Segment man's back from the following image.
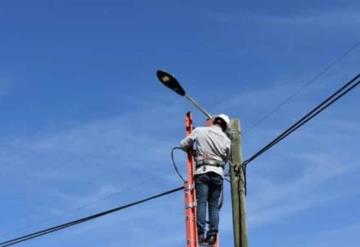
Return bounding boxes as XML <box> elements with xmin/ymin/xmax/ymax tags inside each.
<box><xmin>180</xmin><ymin>124</ymin><xmax>231</xmax><ymax>177</ymax></box>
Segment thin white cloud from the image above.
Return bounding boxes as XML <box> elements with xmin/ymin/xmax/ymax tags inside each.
<box><xmin>0</xmin><ymin>95</ymin><xmax>190</xmax><ymax>244</ymax></box>
<box><xmin>205</xmin><ymin>9</ymin><xmax>360</xmax><ymax>29</ymax></box>
<box><xmin>248</xmin><ymin>152</ymin><xmax>356</xmax><ymax>227</ymax></box>
<box><xmin>260</xmin><ymin>12</ymin><xmax>360</xmax><ymax>28</ymax></box>
<box><xmin>297</xmin><ymin>223</ymin><xmax>360</xmax><ymax>247</ymax></box>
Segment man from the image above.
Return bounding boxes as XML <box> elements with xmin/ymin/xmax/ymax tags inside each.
<box><xmin>180</xmin><ymin>114</ymin><xmax>231</xmax><ymax>245</ymax></box>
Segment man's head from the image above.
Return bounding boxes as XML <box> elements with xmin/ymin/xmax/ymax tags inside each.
<box><xmin>213</xmin><ymin>114</ymin><xmax>230</xmax><ymax>132</ymax></box>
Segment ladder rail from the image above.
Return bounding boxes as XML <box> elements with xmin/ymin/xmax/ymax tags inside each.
<box><xmin>184</xmin><ymin>112</ymin><xmax>220</xmax><ymax>247</ymax></box>
<box><xmin>184</xmin><ymin>112</ymin><xmax>198</xmax><ymax>247</ymax></box>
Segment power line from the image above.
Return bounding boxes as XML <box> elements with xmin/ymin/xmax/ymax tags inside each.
<box><xmin>0</xmin><ymin>186</ymin><xmax>183</xmax><ymax>247</ymax></box>
<box><xmin>244</xmin><ymin>41</ymin><xmax>360</xmax><ymax>136</ymax></box>
<box><xmin>0</xmin><ymin>177</ymin><xmax>158</xmax><ymax>241</ymax></box>
<box><xmin>243</xmin><ymin>73</ymin><xmax>360</xmax><ymax>167</ymax></box>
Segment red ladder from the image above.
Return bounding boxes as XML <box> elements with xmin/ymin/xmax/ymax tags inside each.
<box><xmin>184</xmin><ymin>112</ymin><xmax>220</xmax><ymax>247</ymax></box>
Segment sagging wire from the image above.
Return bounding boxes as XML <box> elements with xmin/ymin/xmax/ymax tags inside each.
<box><xmin>171</xmin><ymin>147</ymin><xmax>186</xmax><ymax>183</ymax></box>
<box><xmin>239</xmin><ymin>73</ymin><xmax>360</xmax><ymax>196</ymax></box>
<box><xmin>244</xmin><ymin>73</ymin><xmax>360</xmax><ymax>167</ymax></box>
<box><xmin>171</xmin><ymin>147</ymin><xmax>225</xmax><ymax>209</ymax></box>
<box><xmin>0</xmin><ymin>187</ymin><xmax>184</xmax><ymax>247</ymax></box>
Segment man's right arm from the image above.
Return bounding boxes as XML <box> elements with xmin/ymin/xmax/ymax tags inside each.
<box><xmin>179</xmin><ymin>129</ymin><xmax>197</xmax><ymax>151</ymax></box>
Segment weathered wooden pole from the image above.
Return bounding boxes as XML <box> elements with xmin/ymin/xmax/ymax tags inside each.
<box><xmin>229</xmin><ymin>119</ymin><xmax>248</xmax><ymax>247</ymax></box>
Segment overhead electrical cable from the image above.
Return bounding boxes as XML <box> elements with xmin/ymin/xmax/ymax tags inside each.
<box><xmin>243</xmin><ymin>73</ymin><xmax>360</xmax><ymax>167</ymax></box>
<box><xmin>0</xmin><ymin>186</ymin><xmax>183</xmax><ymax>247</ymax></box>
<box><xmin>236</xmin><ymin>73</ymin><xmax>360</xmax><ymax>195</ymax></box>
<box><xmin>0</xmin><ymin>177</ymin><xmax>159</xmax><ymax>241</ymax></box>
<box><xmin>244</xmin><ymin>41</ymin><xmax>360</xmax><ymax>136</ymax></box>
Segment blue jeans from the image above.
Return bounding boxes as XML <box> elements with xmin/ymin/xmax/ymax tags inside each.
<box><xmin>195</xmin><ymin>172</ymin><xmax>223</xmax><ymax>236</ymax></box>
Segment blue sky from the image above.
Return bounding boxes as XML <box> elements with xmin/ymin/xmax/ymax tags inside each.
<box><xmin>0</xmin><ymin>1</ymin><xmax>359</xmax><ymax>246</ymax></box>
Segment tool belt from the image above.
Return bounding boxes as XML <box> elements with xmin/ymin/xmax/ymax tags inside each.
<box><xmin>196</xmin><ymin>160</ymin><xmax>225</xmax><ymax>169</ymax></box>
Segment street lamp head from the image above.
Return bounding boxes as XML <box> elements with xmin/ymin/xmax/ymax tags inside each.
<box><xmin>156</xmin><ymin>70</ymin><xmax>186</xmax><ymax>96</ymax></box>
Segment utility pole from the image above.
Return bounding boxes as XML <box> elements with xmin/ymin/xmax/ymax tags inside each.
<box><xmin>229</xmin><ymin>119</ymin><xmax>248</xmax><ymax>247</ymax></box>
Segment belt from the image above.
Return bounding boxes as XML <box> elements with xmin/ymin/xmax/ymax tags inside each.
<box><xmin>196</xmin><ymin>160</ymin><xmax>225</xmax><ymax>169</ymax></box>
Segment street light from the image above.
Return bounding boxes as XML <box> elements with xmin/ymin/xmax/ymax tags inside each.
<box><xmin>156</xmin><ymin>70</ymin><xmax>213</xmax><ymax>119</ymax></box>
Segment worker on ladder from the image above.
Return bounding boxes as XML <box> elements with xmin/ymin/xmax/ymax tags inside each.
<box><xmin>180</xmin><ymin>114</ymin><xmax>231</xmax><ymax>245</ymax></box>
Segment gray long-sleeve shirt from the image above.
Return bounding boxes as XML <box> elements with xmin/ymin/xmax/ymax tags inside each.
<box><xmin>180</xmin><ymin>125</ymin><xmax>231</xmax><ymax>177</ymax></box>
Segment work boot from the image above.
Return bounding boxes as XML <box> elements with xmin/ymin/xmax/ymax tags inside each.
<box><xmin>198</xmin><ymin>234</ymin><xmax>206</xmax><ymax>244</ymax></box>
<box><xmin>206</xmin><ymin>234</ymin><xmax>217</xmax><ymax>245</ymax></box>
